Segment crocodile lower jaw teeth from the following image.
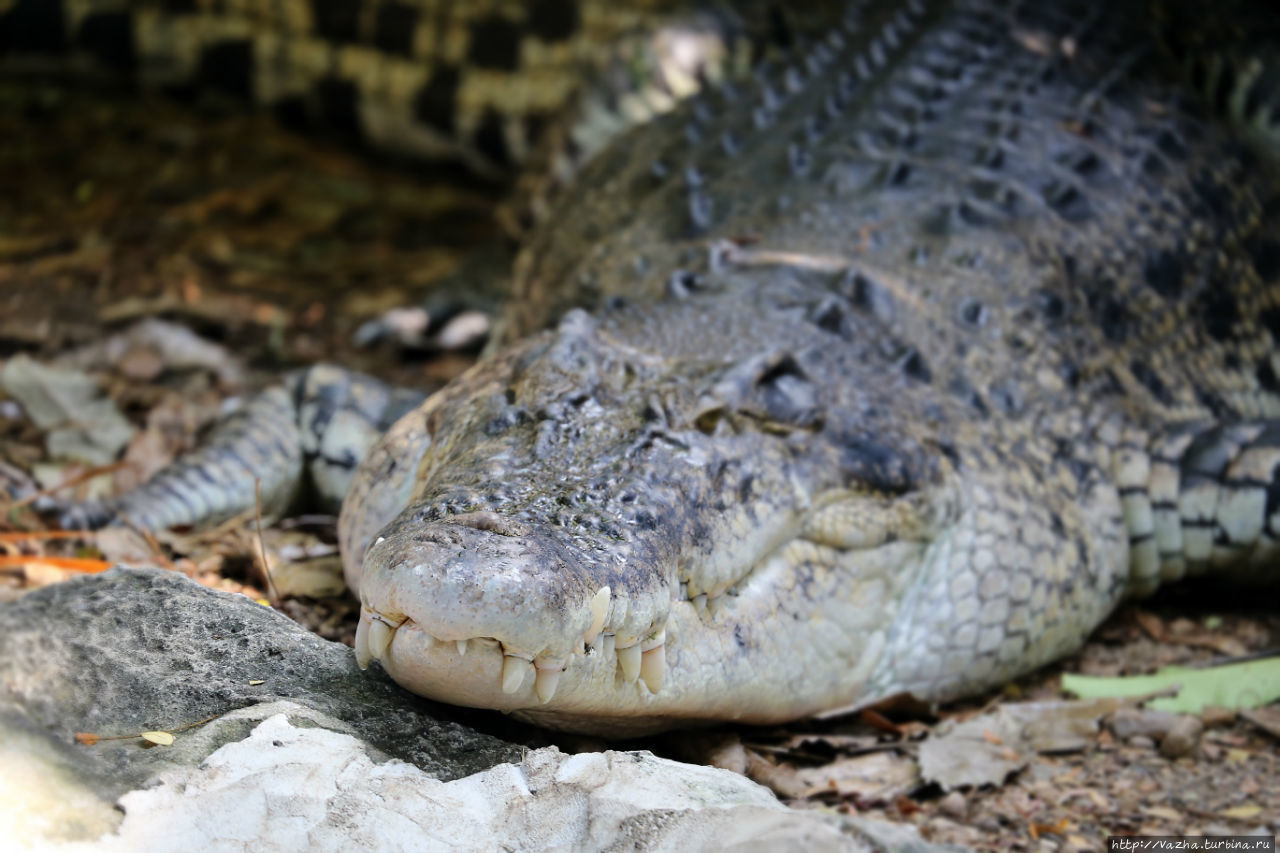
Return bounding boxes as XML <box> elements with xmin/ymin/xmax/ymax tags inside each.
<box><xmin>354</xmin><ymin>604</ymin><xmax>671</xmax><ymax>702</ymax></box>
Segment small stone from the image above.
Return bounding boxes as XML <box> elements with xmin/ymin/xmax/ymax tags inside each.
<box><xmin>1128</xmin><ymin>735</ymin><xmax>1156</xmax><ymax>750</ymax></box>
<box><xmin>974</xmin><ymin>817</ymin><xmax>1002</xmax><ymax>833</ymax></box>
<box><xmin>1109</xmin><ymin>707</ymin><xmax>1179</xmax><ymax>740</ymax></box>
<box><xmin>939</xmin><ymin>791</ymin><xmax>968</xmax><ymax>818</ymax></box>
<box><xmin>1158</xmin><ymin>715</ymin><xmax>1203</xmax><ymax>759</ymax></box>
<box><xmin>705</xmin><ymin>736</ymin><xmax>747</xmax><ymax>775</ymax></box>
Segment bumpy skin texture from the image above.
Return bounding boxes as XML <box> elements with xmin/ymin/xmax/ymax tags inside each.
<box><xmin>344</xmin><ymin>0</ymin><xmax>1280</xmax><ymax>734</ymax></box>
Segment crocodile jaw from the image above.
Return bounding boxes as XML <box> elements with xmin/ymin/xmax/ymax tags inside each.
<box><xmin>353</xmin><ymin>504</ymin><xmax>942</xmax><ymax>735</ymax></box>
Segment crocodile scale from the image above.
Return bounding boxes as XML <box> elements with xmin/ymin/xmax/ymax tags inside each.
<box><xmin>23</xmin><ymin>0</ymin><xmax>1280</xmax><ymax>734</ymax></box>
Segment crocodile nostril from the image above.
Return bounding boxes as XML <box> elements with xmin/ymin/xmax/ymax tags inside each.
<box><xmin>445</xmin><ymin>511</ymin><xmax>530</xmax><ymax>537</ymax></box>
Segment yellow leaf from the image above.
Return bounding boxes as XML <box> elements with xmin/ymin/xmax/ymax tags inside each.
<box><xmin>1226</xmin><ymin>749</ymin><xmax>1252</xmax><ymax>763</ymax></box>
<box><xmin>248</xmin><ymin>680</ymin><xmax>265</xmax><ymax>686</ymax></box>
<box><xmin>1220</xmin><ymin>804</ymin><xmax>1262</xmax><ymax>819</ymax></box>
<box><xmin>141</xmin><ymin>731</ymin><xmax>175</xmax><ymax>746</ymax></box>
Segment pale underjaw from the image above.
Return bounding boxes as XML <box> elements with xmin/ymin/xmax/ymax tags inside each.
<box><xmin>353</xmin><ymin>514</ymin><xmax>923</xmax><ymax>735</ymax></box>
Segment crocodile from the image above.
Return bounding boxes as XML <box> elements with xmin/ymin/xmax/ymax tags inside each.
<box><xmin>21</xmin><ymin>0</ymin><xmax>1280</xmax><ymax>735</ymax></box>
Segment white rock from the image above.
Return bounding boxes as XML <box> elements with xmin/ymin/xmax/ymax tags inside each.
<box><xmin>36</xmin><ymin>711</ymin><xmax>869</xmax><ymax>853</ymax></box>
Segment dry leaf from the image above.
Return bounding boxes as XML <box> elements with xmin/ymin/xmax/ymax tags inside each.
<box><xmin>920</xmin><ymin>700</ymin><xmax>1113</xmax><ymax>790</ymax></box>
<box><xmin>754</xmin><ymin>750</ymin><xmax>918</xmax><ymax>801</ymax></box>
<box><xmin>1240</xmin><ymin>706</ymin><xmax>1280</xmax><ymax>740</ymax></box>
<box><xmin>141</xmin><ymin>731</ymin><xmax>175</xmax><ymax>746</ymax></box>
<box><xmin>0</xmin><ymin>354</ymin><xmax>135</xmax><ymax>464</ymax></box>
<box><xmin>1220</xmin><ymin>804</ymin><xmax>1262</xmax><ymax>819</ymax></box>
<box><xmin>1029</xmin><ymin>818</ymin><xmax>1070</xmax><ymax>839</ymax></box>
<box><xmin>1142</xmin><ymin>806</ymin><xmax>1182</xmax><ymax>822</ymax></box>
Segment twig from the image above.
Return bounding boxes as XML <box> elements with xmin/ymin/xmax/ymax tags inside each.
<box><xmin>254</xmin><ymin>479</ymin><xmax>279</xmax><ymax>604</ymax></box>
<box><xmin>76</xmin><ymin>709</ymin><xmax>237</xmax><ymax>745</ymax></box>
<box><xmin>11</xmin><ymin>461</ymin><xmax>126</xmax><ymax>508</ymax></box>
<box><xmin>0</xmin><ymin>530</ymin><xmax>96</xmax><ymax>542</ymax></box>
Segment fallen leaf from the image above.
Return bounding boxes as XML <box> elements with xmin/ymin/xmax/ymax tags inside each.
<box><xmin>1220</xmin><ymin>804</ymin><xmax>1262</xmax><ymax>820</ymax></box>
<box><xmin>1</xmin><ymin>354</ymin><xmax>134</xmax><ymax>465</ymax></box>
<box><xmin>1240</xmin><ymin>706</ymin><xmax>1280</xmax><ymax>740</ymax></box>
<box><xmin>1142</xmin><ymin>806</ymin><xmax>1182</xmax><ymax>822</ymax></box>
<box><xmin>0</xmin><ymin>555</ymin><xmax>113</xmax><ymax>573</ymax></box>
<box><xmin>268</xmin><ymin>554</ymin><xmax>346</xmax><ymax>598</ymax></box>
<box><xmin>74</xmin><ymin>732</ymin><xmax>99</xmax><ymax>745</ymax></box>
<box><xmin>94</xmin><ymin>527</ymin><xmax>156</xmax><ymax>566</ymax></box>
<box><xmin>749</xmin><ymin>750</ymin><xmax>918</xmax><ymax>802</ymax></box>
<box><xmin>920</xmin><ymin>700</ymin><xmax>1115</xmax><ymax>790</ymax></box>
<box><xmin>1062</xmin><ymin>657</ymin><xmax>1280</xmax><ymax>713</ymax></box>
<box><xmin>1029</xmin><ymin>818</ymin><xmax>1070</xmax><ymax>839</ymax></box>
<box><xmin>141</xmin><ymin>731</ymin><xmax>175</xmax><ymax>746</ymax></box>
<box><xmin>55</xmin><ymin>318</ymin><xmax>245</xmax><ymax>387</ymax></box>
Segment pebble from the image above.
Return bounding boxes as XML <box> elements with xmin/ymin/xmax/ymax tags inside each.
<box><xmin>939</xmin><ymin>791</ymin><xmax>968</xmax><ymax>818</ymax></box>
<box><xmin>1158</xmin><ymin>715</ymin><xmax>1203</xmax><ymax>759</ymax></box>
<box><xmin>1109</xmin><ymin>707</ymin><xmax>1179</xmax><ymax>740</ymax></box>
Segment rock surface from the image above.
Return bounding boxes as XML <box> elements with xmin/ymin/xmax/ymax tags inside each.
<box><xmin>0</xmin><ymin>569</ymin><xmax>950</xmax><ymax>852</ymax></box>
<box><xmin>0</xmin><ymin>569</ymin><xmax>521</xmax><ymax>845</ymax></box>
<box><xmin>36</xmin><ymin>712</ymin><xmax>880</xmax><ymax>852</ymax></box>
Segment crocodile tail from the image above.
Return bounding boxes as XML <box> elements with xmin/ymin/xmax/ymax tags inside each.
<box><xmin>1118</xmin><ymin>421</ymin><xmax>1280</xmax><ymax>596</ymax></box>
<box><xmin>53</xmin><ymin>365</ymin><xmax>422</xmax><ymax>532</ymax></box>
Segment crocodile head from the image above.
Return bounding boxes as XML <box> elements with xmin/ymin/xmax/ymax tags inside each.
<box><xmin>343</xmin><ymin>288</ymin><xmax>977</xmax><ymax>734</ymax></box>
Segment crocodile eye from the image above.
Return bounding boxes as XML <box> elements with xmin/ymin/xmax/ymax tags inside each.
<box><xmin>755</xmin><ymin>356</ymin><xmax>819</xmax><ymax>428</ymax></box>
<box><xmin>694</xmin><ymin>350</ymin><xmax>823</xmax><ymax>435</ymax></box>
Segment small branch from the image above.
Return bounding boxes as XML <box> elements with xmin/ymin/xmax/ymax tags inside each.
<box><xmin>253</xmin><ymin>479</ymin><xmax>279</xmax><ymax>605</ymax></box>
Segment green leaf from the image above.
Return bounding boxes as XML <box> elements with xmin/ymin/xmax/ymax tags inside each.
<box><xmin>1060</xmin><ymin>657</ymin><xmax>1280</xmax><ymax>713</ymax></box>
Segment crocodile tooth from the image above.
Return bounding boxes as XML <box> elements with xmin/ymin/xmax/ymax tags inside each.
<box><xmin>618</xmin><ymin>643</ymin><xmax>641</xmax><ymax>683</ymax></box>
<box><xmin>584</xmin><ymin>586</ymin><xmax>610</xmax><ymax>646</ymax></box>
<box><xmin>535</xmin><ymin>667</ymin><xmax>563</xmax><ymax>703</ymax></box>
<box><xmin>640</xmin><ymin>644</ymin><xmax>665</xmax><ymax>693</ymax></box>
<box><xmin>456</xmin><ymin>639</ymin><xmax>468</xmax><ymax>656</ymax></box>
<box><xmin>367</xmin><ymin>618</ymin><xmax>394</xmax><ymax>662</ymax></box>
<box><xmin>354</xmin><ymin>614</ymin><xmax>373</xmax><ymax>670</ymax></box>
<box><xmin>691</xmin><ymin>594</ymin><xmax>708</xmax><ymax>617</ymax></box>
<box><xmin>502</xmin><ymin>655</ymin><xmax>533</xmax><ymax>694</ymax></box>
